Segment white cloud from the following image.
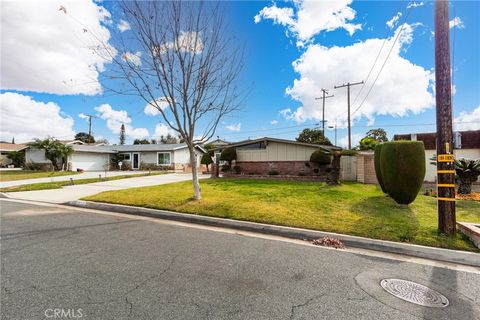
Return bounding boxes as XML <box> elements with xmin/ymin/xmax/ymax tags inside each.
<box><xmin>454</xmin><ymin>106</ymin><xmax>480</xmax><ymax>131</ymax></box>
<box><xmin>94</xmin><ymin>104</ymin><xmax>149</xmax><ymax>140</ymax></box>
<box><xmin>154</xmin><ymin>31</ymin><xmax>204</xmax><ymax>55</ymax></box>
<box><xmin>1</xmin><ymin>0</ymin><xmax>115</xmax><ymax>95</ymax></box>
<box><xmin>270</xmin><ymin>120</ymin><xmax>279</xmax><ymax>125</ymax></box>
<box><xmin>78</xmin><ymin>113</ymin><xmax>89</xmax><ymax>120</ymax></box>
<box><xmin>254</xmin><ymin>0</ymin><xmax>361</xmax><ymax>45</ymax></box>
<box><xmin>283</xmin><ymin>24</ymin><xmax>435</xmax><ymax>126</ymax></box>
<box><xmin>121</xmin><ymin>51</ymin><xmax>142</xmax><ymax>66</ymax></box>
<box><xmin>0</xmin><ymin>92</ymin><xmax>75</xmax><ymax>143</ymax></box>
<box><xmin>386</xmin><ymin>12</ymin><xmax>402</xmax><ymax>29</ymax></box>
<box><xmin>449</xmin><ymin>17</ymin><xmax>465</xmax><ymax>29</ymax></box>
<box><xmin>226</xmin><ymin>123</ymin><xmax>241</xmax><ymax>132</ymax></box>
<box><xmin>153</xmin><ymin>123</ymin><xmax>177</xmax><ymax>139</ymax></box>
<box><xmin>117</xmin><ymin>19</ymin><xmax>131</xmax><ymax>32</ymax></box>
<box><xmin>144</xmin><ymin>98</ymin><xmax>169</xmax><ymax>116</ymax></box>
<box><xmin>338</xmin><ymin>133</ymin><xmax>362</xmax><ymax>148</ymax></box>
<box><xmin>407</xmin><ymin>2</ymin><xmax>424</xmax><ymax>9</ymax></box>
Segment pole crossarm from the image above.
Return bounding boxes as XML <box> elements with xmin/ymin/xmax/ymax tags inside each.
<box><xmin>315</xmin><ymin>88</ymin><xmax>334</xmax><ymax>134</ymax></box>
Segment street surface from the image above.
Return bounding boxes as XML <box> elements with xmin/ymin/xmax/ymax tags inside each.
<box><xmin>1</xmin><ymin>199</ymin><xmax>479</xmax><ymax>320</ymax></box>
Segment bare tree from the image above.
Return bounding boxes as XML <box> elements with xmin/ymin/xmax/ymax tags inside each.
<box><xmin>95</xmin><ymin>1</ymin><xmax>244</xmax><ymax>199</ymax></box>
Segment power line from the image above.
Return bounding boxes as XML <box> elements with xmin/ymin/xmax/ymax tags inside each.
<box><xmin>350</xmin><ymin>0</ymin><xmax>407</xmax><ymax>108</ymax></box>
<box><xmin>315</xmin><ymin>88</ymin><xmax>334</xmax><ymax>134</ymax></box>
<box><xmin>351</xmin><ymin>4</ymin><xmax>414</xmax><ymax>117</ymax></box>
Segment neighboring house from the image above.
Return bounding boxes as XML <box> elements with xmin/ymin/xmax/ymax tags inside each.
<box><xmin>25</xmin><ymin>143</ymin><xmax>206</xmax><ymax>172</ymax></box>
<box><xmin>393</xmin><ymin>130</ymin><xmax>480</xmax><ymax>182</ymax></box>
<box><xmin>0</xmin><ymin>143</ymin><xmax>27</xmax><ymax>167</ymax></box>
<box><xmin>214</xmin><ymin>137</ymin><xmax>340</xmax><ymax>176</ymax></box>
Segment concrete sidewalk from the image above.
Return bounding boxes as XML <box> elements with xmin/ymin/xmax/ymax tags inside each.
<box><xmin>2</xmin><ymin>173</ymin><xmax>207</xmax><ymax>203</ymax></box>
<box><xmin>0</xmin><ymin>170</ymin><xmax>151</xmax><ymax>188</ymax></box>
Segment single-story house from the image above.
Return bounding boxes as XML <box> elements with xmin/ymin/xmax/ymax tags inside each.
<box><xmin>393</xmin><ymin>130</ymin><xmax>480</xmax><ymax>182</ymax></box>
<box><xmin>25</xmin><ymin>143</ymin><xmax>206</xmax><ymax>172</ymax></box>
<box><xmin>0</xmin><ymin>143</ymin><xmax>27</xmax><ymax>167</ymax></box>
<box><xmin>213</xmin><ymin>137</ymin><xmax>340</xmax><ymax>176</ymax></box>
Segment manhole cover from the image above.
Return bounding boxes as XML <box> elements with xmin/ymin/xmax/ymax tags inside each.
<box><xmin>380</xmin><ymin>279</ymin><xmax>449</xmax><ymax>308</ymax></box>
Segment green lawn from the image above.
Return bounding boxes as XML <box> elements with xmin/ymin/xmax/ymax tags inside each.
<box><xmin>0</xmin><ymin>170</ymin><xmax>80</xmax><ymax>182</ymax></box>
<box><xmin>0</xmin><ymin>172</ymin><xmax>170</xmax><ymax>192</ymax></box>
<box><xmin>84</xmin><ymin>179</ymin><xmax>480</xmax><ymax>252</ymax></box>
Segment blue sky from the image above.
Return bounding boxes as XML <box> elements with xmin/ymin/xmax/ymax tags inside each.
<box><xmin>1</xmin><ymin>0</ymin><xmax>479</xmax><ymax>146</ymax></box>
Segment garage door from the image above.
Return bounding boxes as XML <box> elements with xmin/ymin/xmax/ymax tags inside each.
<box><xmin>70</xmin><ymin>152</ymin><xmax>109</xmax><ymax>171</ymax></box>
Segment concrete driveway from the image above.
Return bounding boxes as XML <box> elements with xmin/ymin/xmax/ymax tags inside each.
<box><xmin>0</xmin><ymin>170</ymin><xmax>151</xmax><ymax>188</ymax></box>
<box><xmin>2</xmin><ymin>173</ymin><xmax>207</xmax><ymax>203</ymax></box>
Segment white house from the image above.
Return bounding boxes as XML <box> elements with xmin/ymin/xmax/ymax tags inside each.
<box><xmin>25</xmin><ymin>142</ymin><xmax>206</xmax><ymax>172</ymax></box>
<box><xmin>393</xmin><ymin>130</ymin><xmax>480</xmax><ymax>182</ymax></box>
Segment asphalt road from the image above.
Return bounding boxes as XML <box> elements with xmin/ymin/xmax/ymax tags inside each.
<box><xmin>1</xmin><ymin>200</ymin><xmax>479</xmax><ymax>320</ymax></box>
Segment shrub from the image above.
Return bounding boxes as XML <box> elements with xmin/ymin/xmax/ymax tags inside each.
<box><xmin>310</xmin><ymin>150</ymin><xmax>331</xmax><ymax>165</ymax></box>
<box><xmin>233</xmin><ymin>165</ymin><xmax>241</xmax><ymax>174</ymax></box>
<box><xmin>139</xmin><ymin>162</ymin><xmax>173</xmax><ymax>171</ymax></box>
<box><xmin>374</xmin><ymin>144</ymin><xmax>387</xmax><ymax>194</ymax></box>
<box><xmin>24</xmin><ymin>161</ymin><xmax>53</xmax><ymax>171</ymax></box>
<box><xmin>358</xmin><ymin>137</ymin><xmax>379</xmax><ymax>151</ymax></box>
<box><xmin>268</xmin><ymin>169</ymin><xmax>279</xmax><ymax>175</ymax></box>
<box><xmin>455</xmin><ymin>159</ymin><xmax>480</xmax><ymax>194</ymax></box>
<box><xmin>200</xmin><ymin>153</ymin><xmax>213</xmax><ymax>172</ymax></box>
<box><xmin>341</xmin><ymin>149</ymin><xmax>358</xmax><ymax>156</ymax></box>
<box><xmin>298</xmin><ymin>171</ymin><xmax>306</xmax><ymax>176</ymax></box>
<box><xmin>220</xmin><ymin>147</ymin><xmax>237</xmax><ymax>166</ymax></box>
<box><xmin>313</xmin><ymin>168</ymin><xmax>319</xmax><ymax>174</ymax></box>
<box><xmin>221</xmin><ymin>164</ymin><xmax>231</xmax><ymax>172</ymax></box>
<box><xmin>380</xmin><ymin>141</ymin><xmax>425</xmax><ymax>205</ymax></box>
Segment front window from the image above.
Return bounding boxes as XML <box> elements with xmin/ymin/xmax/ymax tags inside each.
<box><xmin>120</xmin><ymin>153</ymin><xmax>131</xmax><ymax>161</ymax></box>
<box><xmin>157</xmin><ymin>152</ymin><xmax>171</xmax><ymax>165</ymax></box>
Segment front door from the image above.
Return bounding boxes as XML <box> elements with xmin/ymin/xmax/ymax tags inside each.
<box><xmin>132</xmin><ymin>153</ymin><xmax>140</xmax><ymax>170</ymax></box>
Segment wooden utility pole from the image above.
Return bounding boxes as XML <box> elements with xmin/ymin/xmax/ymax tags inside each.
<box><xmin>84</xmin><ymin>114</ymin><xmax>98</xmax><ymax>137</ymax></box>
<box><xmin>435</xmin><ymin>0</ymin><xmax>456</xmax><ymax>235</ymax></box>
<box><xmin>315</xmin><ymin>89</ymin><xmax>334</xmax><ymax>134</ymax></box>
<box><xmin>334</xmin><ymin>81</ymin><xmax>363</xmax><ymax>149</ymax></box>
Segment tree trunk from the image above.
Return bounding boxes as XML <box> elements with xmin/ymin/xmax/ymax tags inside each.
<box><xmin>188</xmin><ymin>145</ymin><xmax>202</xmax><ymax>200</ymax></box>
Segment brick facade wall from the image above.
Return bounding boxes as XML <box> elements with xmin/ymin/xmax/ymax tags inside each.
<box><xmin>356</xmin><ymin>153</ymin><xmax>378</xmax><ymax>184</ymax></box>
<box><xmin>235</xmin><ymin>161</ymin><xmax>328</xmax><ymax>177</ymax></box>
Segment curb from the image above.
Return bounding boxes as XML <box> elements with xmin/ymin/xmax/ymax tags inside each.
<box><xmin>66</xmin><ymin>200</ymin><xmax>480</xmax><ymax>267</ymax></box>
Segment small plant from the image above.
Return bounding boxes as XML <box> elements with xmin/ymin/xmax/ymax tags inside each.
<box><xmin>221</xmin><ymin>164</ymin><xmax>231</xmax><ymax>172</ymax></box>
<box><xmin>313</xmin><ymin>168</ymin><xmax>319</xmax><ymax>174</ymax></box>
<box><xmin>267</xmin><ymin>169</ymin><xmax>279</xmax><ymax>175</ymax></box>
<box><xmin>298</xmin><ymin>171</ymin><xmax>306</xmax><ymax>176</ymax></box>
<box><xmin>455</xmin><ymin>158</ymin><xmax>480</xmax><ymax>194</ymax></box>
<box><xmin>233</xmin><ymin>165</ymin><xmax>241</xmax><ymax>174</ymax></box>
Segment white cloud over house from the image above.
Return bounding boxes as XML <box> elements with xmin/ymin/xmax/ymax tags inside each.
<box><xmin>254</xmin><ymin>0</ymin><xmax>361</xmax><ymax>45</ymax></box>
<box><xmin>0</xmin><ymin>0</ymin><xmax>115</xmax><ymax>95</ymax></box>
<box><xmin>454</xmin><ymin>106</ymin><xmax>480</xmax><ymax>131</ymax></box>
<box><xmin>144</xmin><ymin>98</ymin><xmax>169</xmax><ymax>116</ymax></box>
<box><xmin>94</xmin><ymin>104</ymin><xmax>149</xmax><ymax>140</ymax></box>
<box><xmin>153</xmin><ymin>123</ymin><xmax>177</xmax><ymax>139</ymax></box>
<box><xmin>386</xmin><ymin>12</ymin><xmax>402</xmax><ymax>29</ymax></box>
<box><xmin>338</xmin><ymin>133</ymin><xmax>362</xmax><ymax>148</ymax></box>
<box><xmin>282</xmin><ymin>23</ymin><xmax>435</xmax><ymax>126</ymax></box>
<box><xmin>0</xmin><ymin>92</ymin><xmax>75</xmax><ymax>142</ymax></box>
<box><xmin>226</xmin><ymin>123</ymin><xmax>241</xmax><ymax>132</ymax></box>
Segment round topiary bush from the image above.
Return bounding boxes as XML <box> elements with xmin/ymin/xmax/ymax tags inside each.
<box><xmin>374</xmin><ymin>144</ymin><xmax>387</xmax><ymax>194</ymax></box>
<box><xmin>220</xmin><ymin>147</ymin><xmax>237</xmax><ymax>165</ymax></box>
<box><xmin>380</xmin><ymin>141</ymin><xmax>426</xmax><ymax>205</ymax></box>
<box><xmin>310</xmin><ymin>150</ymin><xmax>331</xmax><ymax>165</ymax></box>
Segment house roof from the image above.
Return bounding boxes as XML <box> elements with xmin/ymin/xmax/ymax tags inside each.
<box><xmin>72</xmin><ymin>145</ymin><xmax>117</xmax><ymax>154</ymax></box>
<box><xmin>207</xmin><ymin>138</ymin><xmax>230</xmax><ymax>146</ymax></box>
<box><xmin>393</xmin><ymin>130</ymin><xmax>480</xmax><ymax>150</ymax></box>
<box><xmin>72</xmin><ymin>143</ymin><xmax>206</xmax><ymax>154</ymax></box>
<box><xmin>0</xmin><ymin>143</ymin><xmax>28</xmax><ymax>152</ymax></box>
<box><xmin>213</xmin><ymin>137</ymin><xmax>341</xmax><ymax>151</ymax></box>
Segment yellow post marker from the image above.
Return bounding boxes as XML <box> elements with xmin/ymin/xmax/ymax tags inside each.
<box><xmin>437</xmin><ymin>154</ymin><xmax>454</xmax><ymax>162</ymax></box>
